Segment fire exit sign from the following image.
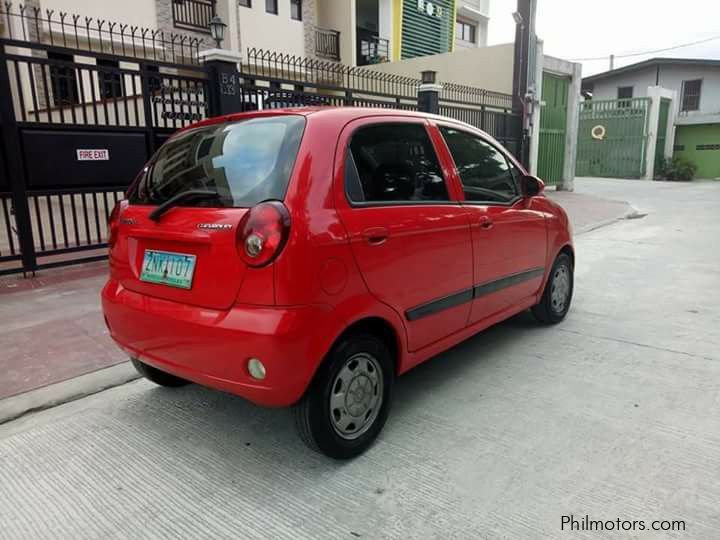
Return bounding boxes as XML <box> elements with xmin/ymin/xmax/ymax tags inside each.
<box><xmin>76</xmin><ymin>149</ymin><xmax>110</xmax><ymax>161</ymax></box>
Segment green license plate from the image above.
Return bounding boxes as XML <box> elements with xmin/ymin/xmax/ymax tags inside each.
<box><xmin>140</xmin><ymin>250</ymin><xmax>197</xmax><ymax>289</ymax></box>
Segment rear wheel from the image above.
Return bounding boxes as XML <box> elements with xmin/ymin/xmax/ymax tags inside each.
<box><xmin>532</xmin><ymin>252</ymin><xmax>573</xmax><ymax>324</ymax></box>
<box><xmin>295</xmin><ymin>334</ymin><xmax>393</xmax><ymax>459</ymax></box>
<box><xmin>131</xmin><ymin>358</ymin><xmax>190</xmax><ymax>388</ymax></box>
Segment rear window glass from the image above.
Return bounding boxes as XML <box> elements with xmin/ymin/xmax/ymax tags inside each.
<box><xmin>129</xmin><ymin>115</ymin><xmax>305</xmax><ymax>208</ymax></box>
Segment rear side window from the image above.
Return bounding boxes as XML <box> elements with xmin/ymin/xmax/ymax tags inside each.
<box><xmin>129</xmin><ymin>115</ymin><xmax>305</xmax><ymax>208</ymax></box>
<box><xmin>345</xmin><ymin>123</ymin><xmax>449</xmax><ymax>203</ymax></box>
<box><xmin>439</xmin><ymin>126</ymin><xmax>519</xmax><ymax>204</ymax></box>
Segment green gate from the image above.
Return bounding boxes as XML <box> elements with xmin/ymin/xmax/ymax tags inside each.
<box><xmin>537</xmin><ymin>73</ymin><xmax>569</xmax><ymax>185</ymax></box>
<box><xmin>576</xmin><ymin>97</ymin><xmax>650</xmax><ymax>178</ymax></box>
<box><xmin>654</xmin><ymin>98</ymin><xmax>671</xmax><ymax>173</ymax></box>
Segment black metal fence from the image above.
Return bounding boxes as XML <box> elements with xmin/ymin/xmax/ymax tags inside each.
<box><xmin>0</xmin><ymin>2</ymin><xmax>205</xmax><ymax>64</ymax></box>
<box><xmin>0</xmin><ymin>5</ymin><xmax>521</xmax><ymax>277</ymax></box>
<box><xmin>0</xmin><ymin>3</ymin><xmax>209</xmax><ymax>275</ymax></box>
<box><xmin>240</xmin><ymin>48</ymin><xmax>522</xmax><ymax>154</ymax></box>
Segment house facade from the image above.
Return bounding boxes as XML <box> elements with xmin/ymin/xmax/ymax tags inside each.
<box><xmin>582</xmin><ymin>58</ymin><xmax>720</xmax><ymax>178</ymax></box>
<box><xmin>5</xmin><ymin>1</ymin><xmax>490</xmax><ymax>67</ymax></box>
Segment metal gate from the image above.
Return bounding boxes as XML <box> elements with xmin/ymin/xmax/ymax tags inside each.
<box><xmin>537</xmin><ymin>72</ymin><xmax>569</xmax><ymax>185</ymax></box>
<box><xmin>576</xmin><ymin>97</ymin><xmax>650</xmax><ymax>178</ymax></box>
<box><xmin>0</xmin><ymin>4</ymin><xmax>209</xmax><ymax>276</ymax></box>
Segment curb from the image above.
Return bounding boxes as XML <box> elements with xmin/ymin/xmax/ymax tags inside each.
<box><xmin>574</xmin><ymin>205</ymin><xmax>641</xmax><ymax>236</ymax></box>
<box><xmin>0</xmin><ymin>362</ymin><xmax>140</xmax><ymax>425</ymax></box>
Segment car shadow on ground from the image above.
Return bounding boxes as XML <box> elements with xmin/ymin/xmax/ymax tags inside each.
<box><xmin>130</xmin><ymin>310</ymin><xmax>545</xmax><ymax>468</ymax></box>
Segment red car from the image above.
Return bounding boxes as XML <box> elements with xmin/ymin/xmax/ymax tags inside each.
<box><xmin>102</xmin><ymin>108</ymin><xmax>573</xmax><ymax>459</ymax></box>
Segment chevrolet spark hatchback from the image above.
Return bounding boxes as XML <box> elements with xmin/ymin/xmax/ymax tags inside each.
<box><xmin>102</xmin><ymin>108</ymin><xmax>574</xmax><ymax>459</ymax></box>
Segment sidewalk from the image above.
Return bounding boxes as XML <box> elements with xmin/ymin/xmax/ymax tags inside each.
<box><xmin>547</xmin><ymin>187</ymin><xmax>636</xmax><ymax>234</ymax></box>
<box><xmin>0</xmin><ymin>185</ymin><xmax>635</xmax><ymax>422</ymax></box>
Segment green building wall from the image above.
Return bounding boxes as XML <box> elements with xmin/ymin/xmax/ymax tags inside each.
<box><xmin>673</xmin><ymin>124</ymin><xmax>720</xmax><ymax>179</ymax></box>
<box><xmin>401</xmin><ymin>0</ymin><xmax>455</xmax><ymax>60</ymax></box>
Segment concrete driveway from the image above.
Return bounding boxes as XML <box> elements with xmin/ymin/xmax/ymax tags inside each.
<box><xmin>1</xmin><ymin>178</ymin><xmax>719</xmax><ymax>539</ymax></box>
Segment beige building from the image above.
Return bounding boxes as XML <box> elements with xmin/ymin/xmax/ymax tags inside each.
<box><xmin>4</xmin><ymin>1</ymin><xmax>491</xmax><ymax>66</ymax></box>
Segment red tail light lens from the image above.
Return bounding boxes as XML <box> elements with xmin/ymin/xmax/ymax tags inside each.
<box><xmin>237</xmin><ymin>201</ymin><xmax>291</xmax><ymax>267</ymax></box>
<box><xmin>107</xmin><ymin>201</ymin><xmax>122</xmax><ymax>249</ymax></box>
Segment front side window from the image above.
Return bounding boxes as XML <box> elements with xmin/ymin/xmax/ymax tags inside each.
<box><xmin>346</xmin><ymin>123</ymin><xmax>449</xmax><ymax>203</ymax></box>
<box><xmin>681</xmin><ymin>79</ymin><xmax>702</xmax><ymax>111</ymax></box>
<box><xmin>439</xmin><ymin>126</ymin><xmax>519</xmax><ymax>204</ymax></box>
<box><xmin>130</xmin><ymin>115</ymin><xmax>305</xmax><ymax>208</ymax></box>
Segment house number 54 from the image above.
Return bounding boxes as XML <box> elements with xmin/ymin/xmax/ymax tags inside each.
<box><xmin>220</xmin><ymin>73</ymin><xmax>237</xmax><ymax>96</ymax></box>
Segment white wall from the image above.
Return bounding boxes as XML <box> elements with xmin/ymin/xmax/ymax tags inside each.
<box><xmin>237</xmin><ymin>1</ymin><xmax>305</xmax><ymax>56</ymax></box>
<box><xmin>368</xmin><ymin>42</ymin><xmax>514</xmax><ymax>93</ymax></box>
<box><xmin>40</xmin><ymin>0</ymin><xmax>158</xmax><ymax>29</ymax></box>
<box><xmin>459</xmin><ymin>0</ymin><xmax>490</xmax><ymax>17</ymax></box>
<box><xmin>317</xmin><ymin>0</ymin><xmax>356</xmax><ymax>65</ymax></box>
<box><xmin>589</xmin><ymin>63</ymin><xmax>720</xmax><ymax>124</ymax></box>
<box><xmin>378</xmin><ymin>0</ymin><xmax>393</xmax><ymax>59</ymax></box>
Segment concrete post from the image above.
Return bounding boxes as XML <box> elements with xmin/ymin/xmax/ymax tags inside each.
<box><xmin>418</xmin><ymin>71</ymin><xmax>442</xmax><ymax>115</ymax></box>
<box><xmin>560</xmin><ymin>61</ymin><xmax>582</xmax><ymax>191</ymax></box>
<box><xmin>198</xmin><ymin>48</ymin><xmax>243</xmax><ymax>117</ymax></box>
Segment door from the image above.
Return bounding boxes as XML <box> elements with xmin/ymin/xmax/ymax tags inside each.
<box><xmin>435</xmin><ymin>124</ymin><xmax>548</xmax><ymax>324</ymax></box>
<box><xmin>537</xmin><ymin>72</ymin><xmax>569</xmax><ymax>185</ymax></box>
<box><xmin>334</xmin><ymin>118</ymin><xmax>473</xmax><ymax>352</ymax></box>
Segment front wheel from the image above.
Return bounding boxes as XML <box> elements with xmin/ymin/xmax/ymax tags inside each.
<box><xmin>532</xmin><ymin>252</ymin><xmax>574</xmax><ymax>324</ymax></box>
<box><xmin>295</xmin><ymin>334</ymin><xmax>394</xmax><ymax>459</ymax></box>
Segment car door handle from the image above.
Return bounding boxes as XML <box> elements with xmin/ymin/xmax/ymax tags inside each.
<box><xmin>478</xmin><ymin>216</ymin><xmax>494</xmax><ymax>230</ymax></box>
<box><xmin>362</xmin><ymin>227</ymin><xmax>389</xmax><ymax>245</ymax></box>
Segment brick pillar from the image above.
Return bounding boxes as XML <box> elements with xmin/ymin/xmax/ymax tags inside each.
<box><xmin>302</xmin><ymin>0</ymin><xmax>318</xmax><ymax>58</ymax></box>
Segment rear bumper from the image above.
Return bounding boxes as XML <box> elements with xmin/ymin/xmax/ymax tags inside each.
<box><xmin>101</xmin><ymin>279</ymin><xmax>332</xmax><ymax>406</ymax></box>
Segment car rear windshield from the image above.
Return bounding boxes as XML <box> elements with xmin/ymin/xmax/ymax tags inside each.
<box><xmin>129</xmin><ymin>115</ymin><xmax>305</xmax><ymax>208</ymax></box>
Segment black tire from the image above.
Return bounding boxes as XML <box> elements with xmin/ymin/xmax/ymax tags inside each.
<box><xmin>532</xmin><ymin>252</ymin><xmax>574</xmax><ymax>324</ymax></box>
<box><xmin>131</xmin><ymin>358</ymin><xmax>190</xmax><ymax>388</ymax></box>
<box><xmin>295</xmin><ymin>333</ymin><xmax>394</xmax><ymax>459</ymax></box>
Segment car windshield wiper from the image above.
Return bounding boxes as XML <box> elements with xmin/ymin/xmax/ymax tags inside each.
<box><xmin>148</xmin><ymin>190</ymin><xmax>221</xmax><ymax>222</ymax></box>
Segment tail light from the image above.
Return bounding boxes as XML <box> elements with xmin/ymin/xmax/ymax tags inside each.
<box><xmin>107</xmin><ymin>201</ymin><xmax>122</xmax><ymax>249</ymax></box>
<box><xmin>237</xmin><ymin>201</ymin><xmax>291</xmax><ymax>267</ymax></box>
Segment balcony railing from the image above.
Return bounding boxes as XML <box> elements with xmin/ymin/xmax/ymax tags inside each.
<box><xmin>359</xmin><ymin>35</ymin><xmax>389</xmax><ymax>66</ymax></box>
<box><xmin>314</xmin><ymin>27</ymin><xmax>341</xmax><ymax>61</ymax></box>
<box><xmin>172</xmin><ymin>0</ymin><xmax>216</xmax><ymax>34</ymax></box>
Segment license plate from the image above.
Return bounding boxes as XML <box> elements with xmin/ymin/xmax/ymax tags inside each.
<box><xmin>140</xmin><ymin>250</ymin><xmax>196</xmax><ymax>289</ymax></box>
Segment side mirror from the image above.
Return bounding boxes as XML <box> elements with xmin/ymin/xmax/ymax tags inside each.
<box><xmin>521</xmin><ymin>175</ymin><xmax>544</xmax><ymax>197</ymax></box>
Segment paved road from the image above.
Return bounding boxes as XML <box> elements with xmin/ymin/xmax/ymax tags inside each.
<box><xmin>1</xmin><ymin>179</ymin><xmax>719</xmax><ymax>539</ymax></box>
